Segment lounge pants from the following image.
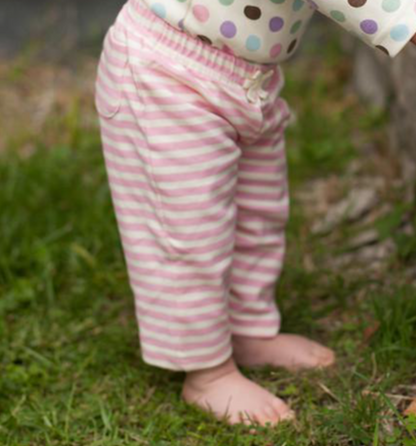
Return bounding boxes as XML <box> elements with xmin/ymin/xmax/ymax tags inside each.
<box><xmin>94</xmin><ymin>0</ymin><xmax>293</xmax><ymax>372</ymax></box>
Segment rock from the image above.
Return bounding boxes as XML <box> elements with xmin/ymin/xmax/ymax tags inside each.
<box><xmin>312</xmin><ymin>187</ymin><xmax>378</xmax><ymax>235</ymax></box>
<box><xmin>347</xmin><ymin>229</ymin><xmax>379</xmax><ymax>251</ymax></box>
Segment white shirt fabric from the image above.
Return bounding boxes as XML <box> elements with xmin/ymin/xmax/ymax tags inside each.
<box><xmin>140</xmin><ymin>0</ymin><xmax>416</xmax><ymax>63</ymax></box>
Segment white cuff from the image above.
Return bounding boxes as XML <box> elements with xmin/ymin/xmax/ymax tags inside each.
<box><xmin>371</xmin><ymin>1</ymin><xmax>416</xmax><ymax>58</ymax></box>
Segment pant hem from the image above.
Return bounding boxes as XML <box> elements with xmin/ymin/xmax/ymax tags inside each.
<box><xmin>140</xmin><ymin>346</ymin><xmax>234</xmax><ymax>372</ymax></box>
<box><xmin>229</xmin><ymin>323</ymin><xmax>280</xmax><ymax>338</ymax></box>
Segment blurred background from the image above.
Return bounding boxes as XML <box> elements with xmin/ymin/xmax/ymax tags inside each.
<box><xmin>1</xmin><ymin>2</ymin><xmax>416</xmax><ymax>445</ymax></box>
<box><xmin>0</xmin><ymin>0</ymin><xmax>125</xmax><ymax>58</ymax></box>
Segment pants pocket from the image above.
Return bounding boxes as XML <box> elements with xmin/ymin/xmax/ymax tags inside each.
<box><xmin>95</xmin><ymin>25</ymin><xmax>129</xmax><ymax>119</ymax></box>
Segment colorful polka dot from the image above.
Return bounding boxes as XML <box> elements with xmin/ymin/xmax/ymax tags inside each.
<box><xmin>244</xmin><ymin>6</ymin><xmax>262</xmax><ymax>20</ymax></box>
<box><xmin>390</xmin><ymin>23</ymin><xmax>410</xmax><ymax>41</ymax></box>
<box><xmin>192</xmin><ymin>5</ymin><xmax>210</xmax><ymax>23</ymax></box>
<box><xmin>330</xmin><ymin>10</ymin><xmax>346</xmax><ymax>22</ymax></box>
<box><xmin>220</xmin><ymin>21</ymin><xmax>237</xmax><ymax>38</ymax></box>
<box><xmin>270</xmin><ymin>43</ymin><xmax>283</xmax><ymax>58</ymax></box>
<box><xmin>348</xmin><ymin>0</ymin><xmax>367</xmax><ymax>7</ymax></box>
<box><xmin>360</xmin><ymin>19</ymin><xmax>378</xmax><ymax>34</ymax></box>
<box><xmin>306</xmin><ymin>0</ymin><xmax>319</xmax><ymax>9</ymax></box>
<box><xmin>246</xmin><ymin>35</ymin><xmax>262</xmax><ymax>51</ymax></box>
<box><xmin>293</xmin><ymin>0</ymin><xmax>305</xmax><ymax>11</ymax></box>
<box><xmin>287</xmin><ymin>39</ymin><xmax>298</xmax><ymax>53</ymax></box>
<box><xmin>150</xmin><ymin>2</ymin><xmax>166</xmax><ymax>19</ymax></box>
<box><xmin>290</xmin><ymin>20</ymin><xmax>302</xmax><ymax>34</ymax></box>
<box><xmin>197</xmin><ymin>35</ymin><xmax>212</xmax><ymax>45</ymax></box>
<box><xmin>382</xmin><ymin>0</ymin><xmax>401</xmax><ymax>13</ymax></box>
<box><xmin>376</xmin><ymin>45</ymin><xmax>390</xmax><ymax>55</ymax></box>
<box><xmin>269</xmin><ymin>17</ymin><xmax>284</xmax><ymax>32</ymax></box>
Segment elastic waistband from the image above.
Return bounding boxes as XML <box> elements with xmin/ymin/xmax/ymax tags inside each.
<box><xmin>118</xmin><ymin>0</ymin><xmax>282</xmax><ymax>88</ymax></box>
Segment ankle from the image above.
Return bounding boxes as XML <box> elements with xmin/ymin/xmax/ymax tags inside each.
<box><xmin>184</xmin><ymin>355</ymin><xmax>238</xmax><ymax>388</ymax></box>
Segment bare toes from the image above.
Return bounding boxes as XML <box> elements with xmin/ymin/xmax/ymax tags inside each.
<box><xmin>318</xmin><ymin>349</ymin><xmax>335</xmax><ymax>366</ymax></box>
<box><xmin>262</xmin><ymin>405</ymin><xmax>279</xmax><ymax>423</ymax></box>
<box><xmin>238</xmin><ymin>410</ymin><xmax>258</xmax><ymax>427</ymax></box>
<box><xmin>271</xmin><ymin>398</ymin><xmax>288</xmax><ymax>414</ymax></box>
<box><xmin>271</xmin><ymin>399</ymin><xmax>295</xmax><ymax>421</ymax></box>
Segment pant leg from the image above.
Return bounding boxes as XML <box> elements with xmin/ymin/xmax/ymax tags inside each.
<box><xmin>95</xmin><ymin>25</ymin><xmax>249</xmax><ymax>372</ymax></box>
<box><xmin>228</xmin><ymin>70</ymin><xmax>292</xmax><ymax>337</ymax></box>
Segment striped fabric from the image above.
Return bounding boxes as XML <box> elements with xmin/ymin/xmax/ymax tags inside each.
<box><xmin>94</xmin><ymin>0</ymin><xmax>293</xmax><ymax>372</ymax></box>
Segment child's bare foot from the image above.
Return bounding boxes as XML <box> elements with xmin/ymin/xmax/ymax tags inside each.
<box><xmin>181</xmin><ymin>356</ymin><xmax>294</xmax><ymax>427</ymax></box>
<box><xmin>232</xmin><ymin>333</ymin><xmax>336</xmax><ymax>371</ymax></box>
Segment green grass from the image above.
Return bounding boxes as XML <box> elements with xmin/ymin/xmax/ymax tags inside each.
<box><xmin>1</xmin><ymin>38</ymin><xmax>416</xmax><ymax>445</ymax></box>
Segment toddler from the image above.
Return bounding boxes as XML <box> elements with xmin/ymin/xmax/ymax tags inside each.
<box><xmin>95</xmin><ymin>0</ymin><xmax>416</xmax><ymax>428</ymax></box>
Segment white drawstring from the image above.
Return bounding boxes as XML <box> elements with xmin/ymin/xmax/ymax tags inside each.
<box><xmin>242</xmin><ymin>69</ymin><xmax>274</xmax><ymax>104</ymax></box>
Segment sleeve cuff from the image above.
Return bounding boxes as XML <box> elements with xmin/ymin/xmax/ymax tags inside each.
<box><xmin>371</xmin><ymin>1</ymin><xmax>416</xmax><ymax>58</ymax></box>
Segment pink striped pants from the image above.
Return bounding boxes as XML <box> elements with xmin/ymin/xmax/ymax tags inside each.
<box><xmin>95</xmin><ymin>0</ymin><xmax>293</xmax><ymax>372</ymax></box>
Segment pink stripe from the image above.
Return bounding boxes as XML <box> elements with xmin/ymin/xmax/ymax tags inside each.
<box><xmin>229</xmin><ymin>316</ymin><xmax>279</xmax><ymax>327</ymax></box>
<box><xmin>236</xmin><ymin>190</ymin><xmax>287</xmax><ymax>202</ymax></box>
<box><xmin>105</xmin><ymin>158</ymin><xmax>148</xmax><ymax>175</ymax></box>
<box><xmin>113</xmin><ymin>187</ymin><xmax>237</xmax><ymax>212</ymax></box>
<box><xmin>121</xmin><ymin>219</ymin><xmax>233</xmax><ymax>243</ymax></box>
<box><xmin>135</xmin><ymin>120</ymin><xmax>233</xmax><ymax>138</ymax></box>
<box><xmin>237</xmin><ymin>177</ymin><xmax>287</xmax><ymax>188</ymax></box>
<box><xmin>96</xmin><ymin>74</ymin><xmax>120</xmax><ymax>100</ymax></box>
<box><xmin>124</xmin><ymin>246</ymin><xmax>234</xmax><ymax>267</ymax></box>
<box><xmin>141</xmin><ymin>341</ymin><xmax>232</xmax><ymax>366</ymax></box>
<box><xmin>230</xmin><ymin>288</ymin><xmax>276</xmax><ymax>304</ymax></box>
<box><xmin>111</xmin><ymin>75</ymin><xmax>248</xmax><ymax>111</ymax></box>
<box><xmin>232</xmin><ymin>258</ymin><xmax>278</xmax><ymax>275</ymax></box>
<box><xmin>131</xmin><ymin>276</ymin><xmax>224</xmax><ymax>295</ymax></box>
<box><xmin>234</xmin><ymin>204</ymin><xmax>288</xmax><ymax>215</ymax></box>
<box><xmin>140</xmin><ymin>331</ymin><xmax>229</xmax><ymax>351</ymax></box>
<box><xmin>146</xmin><ymin>162</ymin><xmax>238</xmax><ymax>183</ymax></box>
<box><xmin>118</xmin><ymin>106</ymin><xmax>209</xmax><ymax>120</ymax></box>
<box><xmin>239</xmin><ymin>147</ymin><xmax>285</xmax><ymax>162</ymax></box>
<box><xmin>116</xmin><ymin>206</ymin><xmax>232</xmax><ymax>227</ymax></box>
<box><xmin>238</xmin><ymin>163</ymin><xmax>286</xmax><ymax>174</ymax></box>
<box><xmin>107</xmin><ymin>176</ymin><xmax>153</xmax><ymax>191</ymax></box>
<box><xmin>135</xmin><ymin>303</ymin><xmax>225</xmax><ymax>323</ymax></box>
<box><xmin>110</xmin><ymin>170</ymin><xmax>235</xmax><ymax>198</ymax></box>
<box><xmin>124</xmin><ymin>231</ymin><xmax>234</xmax><ymax>256</ymax></box>
<box><xmin>229</xmin><ymin>301</ymin><xmax>275</xmax><ymax>313</ymax></box>
<box><xmin>101</xmin><ymin>48</ymin><xmax>127</xmax><ymax>70</ymax></box>
<box><xmin>233</xmin><ymin>241</ymin><xmax>285</xmax><ymax>255</ymax></box>
<box><xmin>230</xmin><ymin>274</ymin><xmax>278</xmax><ymax>288</ymax></box>
<box><xmin>229</xmin><ymin>289</ymin><xmax>276</xmax><ymax>303</ymax></box>
<box><xmin>128</xmin><ymin>262</ymin><xmax>228</xmax><ymax>282</ymax></box>
<box><xmin>236</xmin><ymin>213</ymin><xmax>288</xmax><ymax>223</ymax></box>
<box><xmin>101</xmin><ymin>125</ymin><xmax>240</xmax><ymax>151</ymax></box>
<box><xmin>103</xmin><ymin>143</ymin><xmax>146</xmax><ymax>162</ymax></box>
<box><xmin>140</xmin><ymin>319</ymin><xmax>229</xmax><ymax>337</ymax></box>
<box><xmin>132</xmin><ymin>291</ymin><xmax>225</xmax><ymax>309</ymax></box>
<box><xmin>108</xmin><ymin>147</ymin><xmax>237</xmax><ymax>169</ymax></box>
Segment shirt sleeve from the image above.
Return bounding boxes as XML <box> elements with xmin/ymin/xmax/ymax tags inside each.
<box><xmin>306</xmin><ymin>0</ymin><xmax>416</xmax><ymax>58</ymax></box>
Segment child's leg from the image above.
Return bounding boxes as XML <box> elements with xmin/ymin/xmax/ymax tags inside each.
<box><xmin>96</xmin><ymin>40</ymin><xmax>234</xmax><ymax>373</ymax></box>
<box><xmin>94</xmin><ymin>0</ymin><xmax>319</xmax><ymax>428</ymax></box>
<box><xmin>96</xmin><ymin>47</ymin><xmax>292</xmax><ymax>427</ymax></box>
<box><xmin>229</xmin><ymin>73</ymin><xmax>335</xmax><ymax>370</ymax></box>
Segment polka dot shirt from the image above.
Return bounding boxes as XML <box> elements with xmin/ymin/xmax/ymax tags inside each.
<box><xmin>143</xmin><ymin>0</ymin><xmax>416</xmax><ymax>63</ymax></box>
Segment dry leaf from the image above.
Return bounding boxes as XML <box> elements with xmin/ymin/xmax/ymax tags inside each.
<box><xmin>404</xmin><ymin>398</ymin><xmax>416</xmax><ymax>416</ymax></box>
<box><xmin>363</xmin><ymin>321</ymin><xmax>380</xmax><ymax>343</ymax></box>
